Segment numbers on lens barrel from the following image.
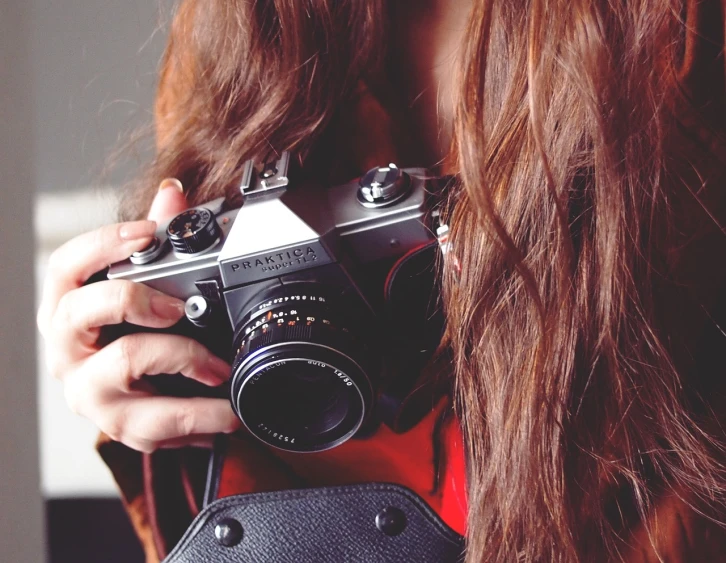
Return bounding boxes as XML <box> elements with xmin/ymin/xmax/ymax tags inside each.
<box><xmin>256</xmin><ymin>295</ymin><xmax>326</xmax><ymax>312</ymax></box>
<box><xmin>256</xmin><ymin>423</ymin><xmax>295</xmax><ymax>444</ymax></box>
<box><xmin>243</xmin><ymin>304</ymin><xmax>333</xmax><ymax>338</ymax></box>
<box><xmin>336</xmin><ymin>370</ymin><xmax>353</xmax><ymax>386</ymax></box>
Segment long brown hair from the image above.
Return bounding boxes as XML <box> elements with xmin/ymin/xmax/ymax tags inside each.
<box><xmin>122</xmin><ymin>0</ymin><xmax>384</xmax><ymax>219</ymax></box>
<box><xmin>446</xmin><ymin>0</ymin><xmax>726</xmax><ymax>560</ymax></box>
<box><xmin>126</xmin><ymin>1</ymin><xmax>726</xmax><ymax>560</ymax></box>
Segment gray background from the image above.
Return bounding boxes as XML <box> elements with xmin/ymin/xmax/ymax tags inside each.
<box><xmin>31</xmin><ymin>0</ymin><xmax>167</xmax><ymax>194</ymax></box>
<box><xmin>31</xmin><ymin>0</ymin><xmax>171</xmax><ymax>500</ymax></box>
<box><xmin>2</xmin><ymin>0</ymin><xmax>170</xmax><ymax>560</ymax></box>
<box><xmin>1</xmin><ymin>4</ymin><xmax>44</xmax><ymax>561</ymax></box>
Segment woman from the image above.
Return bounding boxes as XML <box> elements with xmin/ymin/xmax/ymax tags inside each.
<box><xmin>37</xmin><ymin>0</ymin><xmax>726</xmax><ymax>561</ymax></box>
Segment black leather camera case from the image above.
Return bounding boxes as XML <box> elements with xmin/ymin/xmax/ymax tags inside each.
<box><xmin>162</xmin><ymin>483</ymin><xmax>465</xmax><ymax>563</ymax></box>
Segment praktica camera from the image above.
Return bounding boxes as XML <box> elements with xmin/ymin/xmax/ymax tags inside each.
<box><xmin>108</xmin><ymin>153</ymin><xmax>437</xmax><ymax>452</ymax></box>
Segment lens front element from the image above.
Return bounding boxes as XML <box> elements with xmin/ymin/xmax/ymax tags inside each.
<box><xmin>229</xmin><ymin>284</ymin><xmax>372</xmax><ymax>453</ymax></box>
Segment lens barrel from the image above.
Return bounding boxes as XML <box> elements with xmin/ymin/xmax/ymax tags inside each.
<box><xmin>229</xmin><ymin>284</ymin><xmax>373</xmax><ymax>452</ymax></box>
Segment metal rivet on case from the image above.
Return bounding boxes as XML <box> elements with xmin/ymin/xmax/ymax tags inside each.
<box><xmin>214</xmin><ymin>517</ymin><xmax>244</xmax><ymax>547</ymax></box>
<box><xmin>375</xmin><ymin>507</ymin><xmax>407</xmax><ymax>536</ymax></box>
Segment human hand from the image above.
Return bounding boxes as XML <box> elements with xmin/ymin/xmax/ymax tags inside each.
<box><xmin>37</xmin><ymin>179</ymin><xmax>240</xmax><ymax>452</ymax></box>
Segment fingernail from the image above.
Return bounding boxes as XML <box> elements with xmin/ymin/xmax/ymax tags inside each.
<box><xmin>150</xmin><ymin>293</ymin><xmax>185</xmax><ymax>320</ymax></box>
<box><xmin>120</xmin><ymin>220</ymin><xmax>157</xmax><ymax>240</ymax></box>
<box><xmin>158</xmin><ymin>178</ymin><xmax>184</xmax><ymax>193</ymax></box>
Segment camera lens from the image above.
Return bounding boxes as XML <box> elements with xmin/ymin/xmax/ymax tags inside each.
<box><xmin>229</xmin><ymin>284</ymin><xmax>373</xmax><ymax>452</ymax></box>
<box><xmin>263</xmin><ymin>361</ymin><xmax>348</xmax><ymax>435</ymax></box>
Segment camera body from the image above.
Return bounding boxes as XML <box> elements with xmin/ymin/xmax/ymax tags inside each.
<box><xmin>108</xmin><ymin>153</ymin><xmax>437</xmax><ymax>452</ymax></box>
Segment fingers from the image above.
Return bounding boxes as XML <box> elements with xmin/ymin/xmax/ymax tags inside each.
<box><xmin>110</xmin><ymin>397</ymin><xmax>240</xmax><ymax>452</ymax></box>
<box><xmin>40</xmin><ymin>176</ymin><xmax>234</xmax><ymax>454</ymax></box>
<box><xmin>51</xmin><ymin>280</ymin><xmax>185</xmax><ymax>359</ymax></box>
<box><xmin>147</xmin><ymin>178</ymin><xmax>189</xmax><ymax>223</ymax></box>
<box><xmin>38</xmin><ymin>220</ymin><xmax>157</xmax><ymax>335</ymax></box>
<box><xmin>38</xmin><ymin>176</ymin><xmax>189</xmax><ymax>337</ymax></box>
<box><xmin>59</xmin><ymin>329</ymin><xmax>238</xmax><ymax>452</ymax></box>
<box><xmin>84</xmin><ymin>332</ymin><xmax>232</xmax><ymax>390</ymax></box>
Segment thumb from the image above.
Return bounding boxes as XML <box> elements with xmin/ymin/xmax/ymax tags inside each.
<box><xmin>146</xmin><ymin>178</ymin><xmax>189</xmax><ymax>222</ymax></box>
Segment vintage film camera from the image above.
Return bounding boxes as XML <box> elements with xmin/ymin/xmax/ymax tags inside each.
<box><xmin>108</xmin><ymin>153</ymin><xmax>440</xmax><ymax>453</ymax></box>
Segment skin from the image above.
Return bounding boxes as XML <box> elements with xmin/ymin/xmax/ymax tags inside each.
<box><xmin>38</xmin><ymin>1</ymin><xmax>472</xmax><ymax>453</ymax></box>
<box><xmin>37</xmin><ymin>182</ymin><xmax>240</xmax><ymax>452</ymax></box>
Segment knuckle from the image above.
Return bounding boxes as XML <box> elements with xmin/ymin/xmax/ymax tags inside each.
<box><xmin>45</xmin><ymin>346</ymin><xmax>71</xmax><ymax>382</ymax></box>
<box><xmin>64</xmin><ymin>368</ymin><xmax>108</xmax><ymax>418</ymax></box>
<box><xmin>115</xmin><ymin>423</ymin><xmax>149</xmax><ymax>452</ymax></box>
<box><xmin>52</xmin><ymin>293</ymin><xmax>74</xmax><ymax>332</ymax></box>
<box><xmin>184</xmin><ymin>337</ymin><xmax>196</xmax><ymax>358</ymax></box>
<box><xmin>141</xmin><ymin>437</ymin><xmax>159</xmax><ymax>453</ymax></box>
<box><xmin>123</xmin><ymin>418</ymin><xmax>158</xmax><ymax>453</ymax></box>
<box><xmin>130</xmin><ymin>439</ymin><xmax>156</xmax><ymax>454</ymax></box>
<box><xmin>186</xmin><ymin>338</ymin><xmax>207</xmax><ymax>368</ymax></box>
<box><xmin>114</xmin><ymin>337</ymin><xmax>136</xmax><ymax>385</ymax></box>
<box><xmin>62</xmin><ymin>382</ymin><xmax>83</xmax><ymax>415</ymax></box>
<box><xmin>100</xmin><ymin>410</ymin><xmax>125</xmax><ymax>443</ymax></box>
<box><xmin>116</xmin><ymin>281</ymin><xmax>140</xmax><ymax>314</ymax></box>
<box><xmin>48</xmin><ymin>363</ymin><xmax>64</xmax><ymax>382</ymax></box>
<box><xmin>45</xmin><ymin>350</ymin><xmax>64</xmax><ymax>381</ymax></box>
<box><xmin>176</xmin><ymin>404</ymin><xmax>197</xmax><ymax>437</ymax></box>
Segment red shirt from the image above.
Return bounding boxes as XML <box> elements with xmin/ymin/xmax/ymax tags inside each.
<box><xmin>216</xmin><ymin>400</ymin><xmax>468</xmax><ymax>536</ymax></box>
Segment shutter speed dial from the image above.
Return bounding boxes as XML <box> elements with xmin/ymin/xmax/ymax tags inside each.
<box><xmin>166</xmin><ymin>207</ymin><xmax>221</xmax><ymax>255</ymax></box>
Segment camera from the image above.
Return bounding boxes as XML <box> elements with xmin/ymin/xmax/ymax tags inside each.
<box><xmin>107</xmin><ymin>153</ymin><xmax>438</xmax><ymax>453</ymax></box>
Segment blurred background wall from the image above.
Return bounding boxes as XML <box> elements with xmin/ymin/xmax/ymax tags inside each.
<box><xmin>13</xmin><ymin>1</ymin><xmax>169</xmax><ymax>561</ymax></box>
<box><xmin>0</xmin><ymin>3</ymin><xmax>44</xmax><ymax>563</ymax></box>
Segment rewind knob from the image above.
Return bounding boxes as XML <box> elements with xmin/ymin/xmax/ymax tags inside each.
<box><xmin>166</xmin><ymin>207</ymin><xmax>221</xmax><ymax>255</ymax></box>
